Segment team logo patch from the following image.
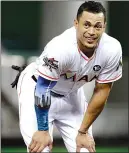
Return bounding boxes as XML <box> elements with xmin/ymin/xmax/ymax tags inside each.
<box><xmin>93</xmin><ymin>65</ymin><xmax>101</xmax><ymax>71</ymax></box>
<box><xmin>43</xmin><ymin>57</ymin><xmax>58</xmax><ymax>72</ymax></box>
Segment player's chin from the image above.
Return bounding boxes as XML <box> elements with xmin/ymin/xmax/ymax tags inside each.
<box><xmin>84</xmin><ymin>43</ymin><xmax>97</xmax><ymax>49</ymax></box>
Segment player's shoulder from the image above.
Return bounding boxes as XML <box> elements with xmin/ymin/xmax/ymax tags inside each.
<box><xmin>100</xmin><ymin>33</ymin><xmax>122</xmax><ymax>54</ymax></box>
<box><xmin>102</xmin><ymin>32</ymin><xmax>121</xmax><ymax>48</ymax></box>
<box><xmin>99</xmin><ymin>32</ymin><xmax>122</xmax><ymax>56</ymax></box>
<box><xmin>60</xmin><ymin>26</ymin><xmax>76</xmax><ymax>41</ymax></box>
<box><xmin>47</xmin><ymin>27</ymin><xmax>76</xmax><ymax>47</ymax></box>
<box><xmin>44</xmin><ymin>27</ymin><xmax>76</xmax><ymax>56</ymax></box>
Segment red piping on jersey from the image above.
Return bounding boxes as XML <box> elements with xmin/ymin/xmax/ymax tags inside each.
<box><xmin>78</xmin><ymin>47</ymin><xmax>95</xmax><ymax>62</ymax></box>
<box><xmin>19</xmin><ymin>73</ymin><xmax>27</xmax><ymax>97</ymax></box>
<box><xmin>37</xmin><ymin>69</ymin><xmax>59</xmax><ymax>81</ymax></box>
<box><xmin>60</xmin><ymin>73</ymin><xmax>66</xmax><ymax>76</ymax></box>
<box><xmin>96</xmin><ymin>74</ymin><xmax>122</xmax><ymax>82</ymax></box>
<box><xmin>80</xmin><ymin>52</ymin><xmax>89</xmax><ymax>61</ymax></box>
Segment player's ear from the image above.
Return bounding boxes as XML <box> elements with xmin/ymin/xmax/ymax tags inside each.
<box><xmin>74</xmin><ymin>19</ymin><xmax>78</xmax><ymax>29</ymax></box>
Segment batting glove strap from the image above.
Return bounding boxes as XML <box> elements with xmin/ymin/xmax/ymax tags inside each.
<box><xmin>11</xmin><ymin>65</ymin><xmax>27</xmax><ymax>89</ymax></box>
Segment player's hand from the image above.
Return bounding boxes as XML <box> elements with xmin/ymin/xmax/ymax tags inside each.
<box><xmin>76</xmin><ymin>132</ymin><xmax>96</xmax><ymax>152</ymax></box>
<box><xmin>28</xmin><ymin>130</ymin><xmax>52</xmax><ymax>153</ymax></box>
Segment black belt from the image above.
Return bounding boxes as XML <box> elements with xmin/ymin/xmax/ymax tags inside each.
<box><xmin>50</xmin><ymin>91</ymin><xmax>64</xmax><ymax>98</ymax></box>
<box><xmin>31</xmin><ymin>75</ymin><xmax>64</xmax><ymax>98</ymax></box>
<box><xmin>32</xmin><ymin>75</ymin><xmax>37</xmax><ymax>82</ymax></box>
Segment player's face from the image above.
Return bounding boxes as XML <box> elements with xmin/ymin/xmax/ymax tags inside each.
<box><xmin>74</xmin><ymin>11</ymin><xmax>106</xmax><ymax>49</ymax></box>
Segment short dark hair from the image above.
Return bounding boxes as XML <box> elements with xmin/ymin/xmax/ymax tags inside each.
<box><xmin>77</xmin><ymin>1</ymin><xmax>106</xmax><ymax>22</ymax></box>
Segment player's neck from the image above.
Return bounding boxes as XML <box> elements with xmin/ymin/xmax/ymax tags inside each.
<box><xmin>78</xmin><ymin>42</ymin><xmax>96</xmax><ymax>58</ymax></box>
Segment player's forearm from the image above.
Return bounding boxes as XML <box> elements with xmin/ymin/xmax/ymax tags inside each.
<box><xmin>35</xmin><ymin>76</ymin><xmax>57</xmax><ymax>131</ymax></box>
<box><xmin>79</xmin><ymin>83</ymin><xmax>111</xmax><ymax>133</ymax></box>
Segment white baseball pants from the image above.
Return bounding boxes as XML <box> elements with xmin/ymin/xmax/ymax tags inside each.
<box><xmin>17</xmin><ymin>63</ymin><xmax>93</xmax><ymax>152</ymax></box>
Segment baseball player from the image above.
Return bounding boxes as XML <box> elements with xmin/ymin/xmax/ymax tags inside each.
<box><xmin>11</xmin><ymin>1</ymin><xmax>122</xmax><ymax>153</ymax></box>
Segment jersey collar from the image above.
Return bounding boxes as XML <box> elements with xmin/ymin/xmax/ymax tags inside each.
<box><xmin>77</xmin><ymin>46</ymin><xmax>96</xmax><ymax>62</ymax></box>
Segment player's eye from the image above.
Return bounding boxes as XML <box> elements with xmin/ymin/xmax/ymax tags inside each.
<box><xmin>84</xmin><ymin>24</ymin><xmax>90</xmax><ymax>29</ymax></box>
<box><xmin>94</xmin><ymin>24</ymin><xmax>102</xmax><ymax>30</ymax></box>
<box><xmin>84</xmin><ymin>21</ymin><xmax>91</xmax><ymax>29</ymax></box>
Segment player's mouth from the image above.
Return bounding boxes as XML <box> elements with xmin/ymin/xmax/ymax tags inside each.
<box><xmin>84</xmin><ymin>36</ymin><xmax>97</xmax><ymax>43</ymax></box>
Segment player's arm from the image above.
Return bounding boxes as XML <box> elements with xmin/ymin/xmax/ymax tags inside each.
<box><xmin>78</xmin><ymin>41</ymin><xmax>122</xmax><ymax>133</ymax></box>
<box><xmin>79</xmin><ymin>81</ymin><xmax>113</xmax><ymax>133</ymax></box>
<box><xmin>76</xmin><ymin>39</ymin><xmax>122</xmax><ymax>153</ymax></box>
<box><xmin>34</xmin><ymin>75</ymin><xmax>57</xmax><ymax>131</ymax></box>
<box><xmin>29</xmin><ymin>75</ymin><xmax>57</xmax><ymax>152</ymax></box>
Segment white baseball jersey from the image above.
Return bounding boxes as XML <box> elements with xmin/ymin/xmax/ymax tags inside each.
<box><xmin>34</xmin><ymin>27</ymin><xmax>122</xmax><ymax>96</ymax></box>
<box><xmin>17</xmin><ymin>27</ymin><xmax>122</xmax><ymax>152</ymax></box>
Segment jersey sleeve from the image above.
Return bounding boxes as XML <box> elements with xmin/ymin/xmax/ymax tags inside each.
<box><xmin>96</xmin><ymin>42</ymin><xmax>122</xmax><ymax>83</ymax></box>
<box><xmin>36</xmin><ymin>40</ymin><xmax>70</xmax><ymax>81</ymax></box>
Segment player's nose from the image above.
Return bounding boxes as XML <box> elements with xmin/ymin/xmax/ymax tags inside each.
<box><xmin>88</xmin><ymin>27</ymin><xmax>95</xmax><ymax>36</ymax></box>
